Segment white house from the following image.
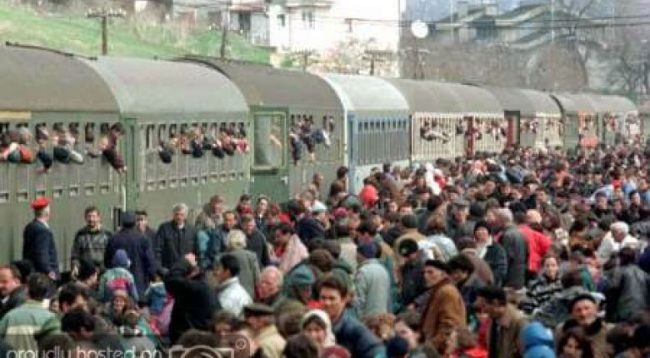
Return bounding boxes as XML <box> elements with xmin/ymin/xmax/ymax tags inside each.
<box><xmin>268</xmin><ymin>0</ymin><xmax>403</xmax><ymax>54</ymax></box>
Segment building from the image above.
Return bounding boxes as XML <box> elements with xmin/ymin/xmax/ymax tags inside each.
<box><xmin>268</xmin><ymin>0</ymin><xmax>402</xmax><ymax>53</ymax></box>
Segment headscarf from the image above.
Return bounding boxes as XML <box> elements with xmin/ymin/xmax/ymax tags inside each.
<box><xmin>300</xmin><ymin>309</ymin><xmax>336</xmax><ymax>348</ymax></box>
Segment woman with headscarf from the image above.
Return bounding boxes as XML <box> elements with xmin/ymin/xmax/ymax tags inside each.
<box><xmin>301</xmin><ymin>309</ymin><xmax>349</xmax><ymax>354</ymax></box>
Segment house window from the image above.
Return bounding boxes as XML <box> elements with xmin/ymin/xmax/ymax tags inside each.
<box><xmin>277</xmin><ymin>14</ymin><xmax>286</xmax><ymax>27</ymax></box>
<box><xmin>302</xmin><ymin>11</ymin><xmax>314</xmax><ymax>29</ymax></box>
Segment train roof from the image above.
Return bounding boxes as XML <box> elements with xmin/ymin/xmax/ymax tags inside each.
<box><xmin>551</xmin><ymin>93</ymin><xmax>597</xmax><ymax>114</ymax></box>
<box><xmin>385</xmin><ymin>79</ymin><xmax>465</xmax><ymax>114</ymax></box>
<box><xmin>588</xmin><ymin>94</ymin><xmax>637</xmax><ymax>114</ymax></box>
<box><xmin>183</xmin><ymin>57</ymin><xmax>342</xmax><ymax>112</ymax></box>
<box><xmin>81</xmin><ymin>56</ymin><xmax>248</xmax><ymax>116</ymax></box>
<box><xmin>444</xmin><ymin>83</ymin><xmax>504</xmax><ymax>116</ymax></box>
<box><xmin>485</xmin><ymin>87</ymin><xmax>561</xmax><ymax>118</ymax></box>
<box><xmin>0</xmin><ymin>45</ymin><xmax>119</xmax><ymax>113</ymax></box>
<box><xmin>519</xmin><ymin>89</ymin><xmax>562</xmax><ymax>118</ymax></box>
<box><xmin>320</xmin><ymin>74</ymin><xmax>409</xmax><ymax>113</ymax></box>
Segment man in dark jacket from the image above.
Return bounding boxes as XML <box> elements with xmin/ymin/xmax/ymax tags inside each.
<box><xmin>22</xmin><ymin>197</ymin><xmax>58</xmax><ymax>279</ymax></box>
<box><xmin>165</xmin><ymin>253</ymin><xmax>215</xmax><ymax>344</ymax></box>
<box><xmin>0</xmin><ymin>265</ymin><xmax>26</xmax><ymax>320</ymax></box>
<box><xmin>318</xmin><ymin>275</ymin><xmax>385</xmax><ymax>358</ymax></box>
<box><xmin>104</xmin><ymin>211</ymin><xmax>156</xmax><ymax>298</ymax></box>
<box><xmin>240</xmin><ymin>215</ymin><xmax>271</xmax><ymax>268</ymax></box>
<box><xmin>70</xmin><ymin>206</ymin><xmax>112</xmax><ymax>273</ymax></box>
<box><xmin>206</xmin><ymin>210</ymin><xmax>238</xmax><ymax>268</ymax></box>
<box><xmin>397</xmin><ymin>239</ymin><xmax>425</xmax><ymax>308</ymax></box>
<box><xmin>289</xmin><ymin>200</ymin><xmax>325</xmax><ymax>246</ymax></box>
<box><xmin>493</xmin><ymin>208</ymin><xmax>528</xmax><ymax>289</ymax></box>
<box><xmin>155</xmin><ymin>203</ymin><xmax>197</xmax><ymax>270</ymax></box>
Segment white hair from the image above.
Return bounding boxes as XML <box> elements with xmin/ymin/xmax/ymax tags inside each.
<box><xmin>172</xmin><ymin>203</ymin><xmax>188</xmax><ymax>214</ymax></box>
<box><xmin>227</xmin><ymin>230</ymin><xmax>247</xmax><ymax>250</ymax></box>
<box><xmin>495</xmin><ymin>208</ymin><xmax>513</xmax><ymax>225</ymax></box>
<box><xmin>261</xmin><ymin>266</ymin><xmax>284</xmax><ymax>287</ymax></box>
<box><xmin>610</xmin><ymin>221</ymin><xmax>629</xmax><ymax>235</ymax></box>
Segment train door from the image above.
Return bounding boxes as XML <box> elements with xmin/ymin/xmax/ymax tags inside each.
<box><xmin>505</xmin><ymin>111</ymin><xmax>520</xmax><ymax>148</ymax></box>
<box><xmin>464</xmin><ymin>116</ymin><xmax>474</xmax><ymax>156</ymax></box>
<box><xmin>250</xmin><ymin>108</ymin><xmax>289</xmax><ymax>202</ymax></box>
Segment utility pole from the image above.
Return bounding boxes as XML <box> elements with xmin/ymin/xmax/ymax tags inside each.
<box><xmin>291</xmin><ymin>50</ymin><xmax>315</xmax><ymax>71</ymax></box>
<box><xmin>86</xmin><ymin>8</ymin><xmax>125</xmax><ymax>55</ymax></box>
<box><xmin>220</xmin><ymin>1</ymin><xmax>232</xmax><ymax>59</ymax></box>
<box><xmin>364</xmin><ymin>49</ymin><xmax>393</xmax><ymax>75</ymax></box>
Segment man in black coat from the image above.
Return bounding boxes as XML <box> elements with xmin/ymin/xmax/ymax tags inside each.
<box><xmin>104</xmin><ymin>211</ymin><xmax>156</xmax><ymax>299</ymax></box>
<box><xmin>165</xmin><ymin>253</ymin><xmax>215</xmax><ymax>344</ymax></box>
<box><xmin>22</xmin><ymin>197</ymin><xmax>58</xmax><ymax>279</ymax></box>
<box><xmin>240</xmin><ymin>215</ymin><xmax>271</xmax><ymax>268</ymax></box>
<box><xmin>155</xmin><ymin>203</ymin><xmax>197</xmax><ymax>270</ymax></box>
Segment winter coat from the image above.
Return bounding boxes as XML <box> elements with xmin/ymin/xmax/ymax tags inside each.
<box><xmin>70</xmin><ymin>226</ymin><xmax>112</xmax><ymax>271</ymax></box>
<box><xmin>331</xmin><ymin>310</ymin><xmax>385</xmax><ymax>358</ymax></box>
<box><xmin>245</xmin><ymin>229</ymin><xmax>271</xmax><ymax>268</ymax></box>
<box><xmin>446</xmin><ymin>218</ymin><xmax>476</xmax><ymax>242</ymax></box>
<box><xmin>224</xmin><ymin>250</ymin><xmax>260</xmax><ymax>298</ymax></box>
<box><xmin>215</xmin><ymin>277</ymin><xmax>252</xmax><ymax>317</ymax></box>
<box><xmin>296</xmin><ymin>216</ymin><xmax>325</xmax><ymax>246</ymax></box>
<box><xmin>0</xmin><ymin>300</ymin><xmax>60</xmax><ymax>353</ymax></box>
<box><xmin>354</xmin><ymin>258</ymin><xmax>391</xmax><ymax>318</ymax></box>
<box><xmin>486</xmin><ymin>305</ymin><xmax>529</xmax><ymax>358</ymax></box>
<box><xmin>521</xmin><ymin>321</ymin><xmax>556</xmax><ymax>358</ymax></box>
<box><xmin>154</xmin><ymin>221</ymin><xmax>197</xmax><ymax>270</ymax></box>
<box><xmin>521</xmin><ymin>274</ymin><xmax>563</xmax><ymax>314</ymax></box>
<box><xmin>22</xmin><ymin>220</ymin><xmax>58</xmax><ymax>276</ymax></box>
<box><xmin>603</xmin><ymin>263</ymin><xmax>650</xmax><ymax>322</ymax></box>
<box><xmin>518</xmin><ymin>225</ymin><xmax>552</xmax><ymax>274</ymax></box>
<box><xmin>533</xmin><ymin>286</ymin><xmax>591</xmax><ymax>328</ymax></box>
<box><xmin>400</xmin><ymin>260</ymin><xmax>425</xmax><ymax>307</ymax></box>
<box><xmin>98</xmin><ymin>267</ymin><xmax>139</xmax><ymax>303</ymax></box>
<box><xmin>479</xmin><ymin>242</ymin><xmax>508</xmax><ymax>287</ymax></box>
<box><xmin>257</xmin><ymin>325</ymin><xmax>286</xmax><ymax>358</ymax></box>
<box><xmin>104</xmin><ymin>228</ymin><xmax>156</xmax><ymax>299</ymax></box>
<box><xmin>165</xmin><ymin>260</ymin><xmax>215</xmax><ymax>344</ymax></box>
<box><xmin>498</xmin><ymin>225</ymin><xmax>529</xmax><ymax>289</ymax></box>
<box><xmin>274</xmin><ymin>234</ymin><xmax>308</xmax><ymax>274</ymax></box>
<box><xmin>421</xmin><ymin>277</ymin><xmax>467</xmax><ymax>354</ymax></box>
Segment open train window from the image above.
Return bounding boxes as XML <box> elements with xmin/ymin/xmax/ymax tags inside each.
<box><xmin>253</xmin><ymin>113</ymin><xmax>284</xmax><ymax>169</ymax></box>
<box><xmin>100</xmin><ymin>123</ymin><xmax>110</xmax><ymax>135</ymax></box>
<box><xmin>169</xmin><ymin>124</ymin><xmax>177</xmax><ymax>137</ymax></box>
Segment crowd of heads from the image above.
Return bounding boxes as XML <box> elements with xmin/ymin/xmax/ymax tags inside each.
<box><xmin>7</xmin><ymin>142</ymin><xmax>650</xmax><ymax>357</ymax></box>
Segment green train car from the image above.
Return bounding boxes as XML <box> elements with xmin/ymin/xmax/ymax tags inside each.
<box><xmin>0</xmin><ymin>44</ymin><xmax>641</xmax><ymax>269</ymax></box>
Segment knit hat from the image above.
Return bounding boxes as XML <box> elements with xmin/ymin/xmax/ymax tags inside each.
<box><xmin>356</xmin><ymin>242</ymin><xmax>378</xmax><ymax>259</ymax></box>
<box><xmin>287</xmin><ymin>264</ymin><xmax>316</xmax><ymax>288</ymax></box>
<box><xmin>121</xmin><ymin>211</ymin><xmax>136</xmax><ymax>227</ymax></box>
<box><xmin>386</xmin><ymin>336</ymin><xmax>409</xmax><ymax>358</ymax></box>
<box><xmin>112</xmin><ymin>249</ymin><xmax>131</xmax><ymax>268</ymax></box>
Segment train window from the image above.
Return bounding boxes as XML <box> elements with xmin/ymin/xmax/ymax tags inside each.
<box><xmin>157</xmin><ymin>124</ymin><xmax>167</xmax><ymax>144</ymax></box>
<box><xmin>169</xmin><ymin>124</ymin><xmax>177</xmax><ymax>137</ymax></box>
<box><xmin>145</xmin><ymin>125</ymin><xmax>155</xmax><ymax>149</ymax></box>
<box><xmin>84</xmin><ymin>123</ymin><xmax>96</xmax><ymax>145</ymax></box>
<box><xmin>100</xmin><ymin>123</ymin><xmax>110</xmax><ymax>135</ymax></box>
<box><xmin>253</xmin><ymin>113</ymin><xmax>284</xmax><ymax>169</ymax></box>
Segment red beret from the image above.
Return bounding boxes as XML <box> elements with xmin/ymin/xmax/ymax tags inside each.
<box><xmin>30</xmin><ymin>196</ymin><xmax>50</xmax><ymax>210</ymax></box>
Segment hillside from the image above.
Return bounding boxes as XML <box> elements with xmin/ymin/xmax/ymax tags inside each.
<box><xmin>0</xmin><ymin>1</ymin><xmax>269</xmax><ymax>62</ymax></box>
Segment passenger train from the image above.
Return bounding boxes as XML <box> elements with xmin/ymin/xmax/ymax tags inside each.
<box><xmin>0</xmin><ymin>44</ymin><xmax>641</xmax><ymax>267</ymax></box>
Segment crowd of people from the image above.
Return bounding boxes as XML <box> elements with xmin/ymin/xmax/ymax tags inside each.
<box><xmin>3</xmin><ymin>144</ymin><xmax>650</xmax><ymax>358</ymax></box>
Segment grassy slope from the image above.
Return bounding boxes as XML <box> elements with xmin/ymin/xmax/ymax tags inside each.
<box><xmin>0</xmin><ymin>1</ymin><xmax>269</xmax><ymax>62</ymax></box>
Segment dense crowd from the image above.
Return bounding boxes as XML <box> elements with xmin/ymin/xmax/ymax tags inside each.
<box><xmin>4</xmin><ymin>144</ymin><xmax>650</xmax><ymax>358</ymax></box>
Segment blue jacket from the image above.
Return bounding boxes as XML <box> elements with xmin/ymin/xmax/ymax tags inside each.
<box><xmin>331</xmin><ymin>310</ymin><xmax>385</xmax><ymax>358</ymax></box>
<box><xmin>105</xmin><ymin>228</ymin><xmax>156</xmax><ymax>299</ymax></box>
<box><xmin>23</xmin><ymin>220</ymin><xmax>58</xmax><ymax>275</ymax></box>
<box><xmin>522</xmin><ymin>321</ymin><xmax>556</xmax><ymax>358</ymax></box>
